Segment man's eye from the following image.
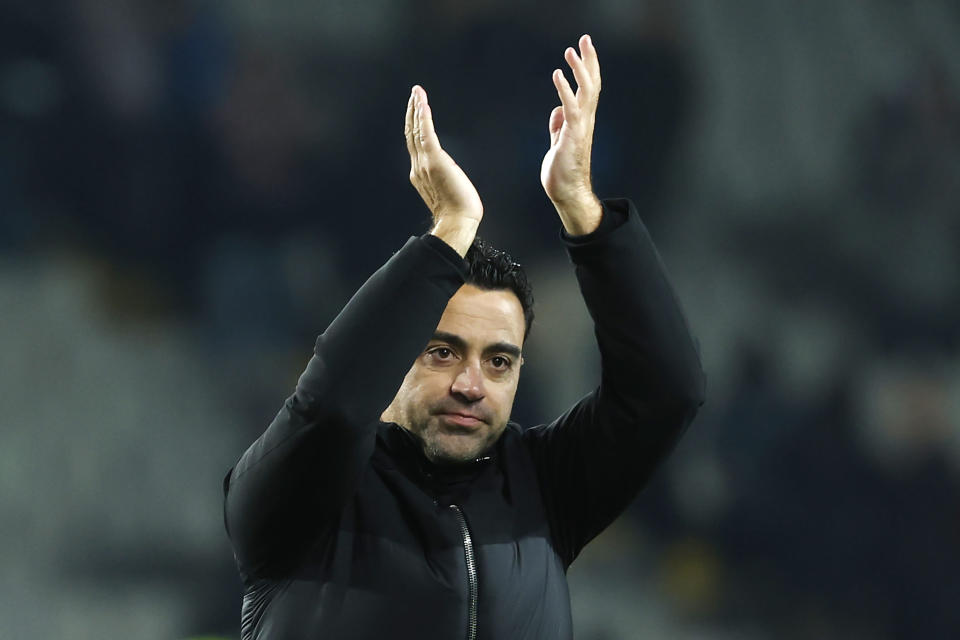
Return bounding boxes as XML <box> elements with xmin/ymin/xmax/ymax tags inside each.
<box><xmin>431</xmin><ymin>347</ymin><xmax>453</xmax><ymax>359</ymax></box>
<box><xmin>490</xmin><ymin>356</ymin><xmax>511</xmax><ymax>370</ymax></box>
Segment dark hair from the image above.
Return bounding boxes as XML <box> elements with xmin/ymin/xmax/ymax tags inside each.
<box><xmin>464</xmin><ymin>236</ymin><xmax>534</xmax><ymax>342</ymax></box>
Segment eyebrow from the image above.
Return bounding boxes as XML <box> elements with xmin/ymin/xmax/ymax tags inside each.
<box><xmin>429</xmin><ymin>330</ymin><xmax>522</xmax><ymax>360</ymax></box>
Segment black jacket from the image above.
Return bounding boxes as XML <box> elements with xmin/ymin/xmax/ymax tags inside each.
<box><xmin>223</xmin><ymin>198</ymin><xmax>706</xmax><ymax>639</ymax></box>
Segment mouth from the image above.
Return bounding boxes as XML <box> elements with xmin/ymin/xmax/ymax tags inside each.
<box><xmin>437</xmin><ymin>412</ymin><xmax>484</xmax><ymax>428</ymax></box>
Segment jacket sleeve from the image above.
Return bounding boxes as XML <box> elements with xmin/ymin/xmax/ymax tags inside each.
<box><xmin>522</xmin><ymin>198</ymin><xmax>706</xmax><ymax>568</ymax></box>
<box><xmin>223</xmin><ymin>233</ymin><xmax>468</xmax><ymax>578</ymax></box>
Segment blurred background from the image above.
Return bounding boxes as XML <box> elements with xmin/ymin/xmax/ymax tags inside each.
<box><xmin>1</xmin><ymin>0</ymin><xmax>958</xmax><ymax>638</ymax></box>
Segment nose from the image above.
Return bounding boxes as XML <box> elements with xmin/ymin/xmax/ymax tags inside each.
<box><xmin>450</xmin><ymin>360</ymin><xmax>485</xmax><ymax>402</ymax></box>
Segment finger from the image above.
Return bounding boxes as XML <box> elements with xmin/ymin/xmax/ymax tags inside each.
<box><xmin>404</xmin><ymin>87</ymin><xmax>417</xmax><ymax>159</ymax></box>
<box><xmin>564</xmin><ymin>46</ymin><xmax>592</xmax><ymax>98</ymax></box>
<box><xmin>411</xmin><ymin>86</ymin><xmax>424</xmax><ymax>155</ymax></box>
<box><xmin>417</xmin><ymin>88</ymin><xmax>439</xmax><ymax>152</ymax></box>
<box><xmin>579</xmin><ymin>34</ymin><xmax>601</xmax><ymax>83</ymax></box>
<box><xmin>552</xmin><ymin>69</ymin><xmax>578</xmax><ymax>121</ymax></box>
<box><xmin>548</xmin><ymin>105</ymin><xmax>564</xmax><ymax>147</ymax></box>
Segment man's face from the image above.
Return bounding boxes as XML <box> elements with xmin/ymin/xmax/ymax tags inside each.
<box><xmin>382</xmin><ymin>284</ymin><xmax>525</xmax><ymax>465</ymax></box>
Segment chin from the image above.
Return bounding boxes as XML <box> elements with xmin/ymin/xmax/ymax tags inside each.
<box><xmin>426</xmin><ymin>436</ymin><xmax>484</xmax><ymax>465</ymax></box>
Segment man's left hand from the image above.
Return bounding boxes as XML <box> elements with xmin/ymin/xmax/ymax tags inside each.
<box><xmin>541</xmin><ymin>34</ymin><xmax>603</xmax><ymax>235</ymax></box>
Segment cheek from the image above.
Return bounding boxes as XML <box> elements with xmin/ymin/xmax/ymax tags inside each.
<box><xmin>398</xmin><ymin>372</ymin><xmax>446</xmax><ymax>408</ymax></box>
<box><xmin>493</xmin><ymin>381</ymin><xmax>520</xmax><ymax>415</ymax></box>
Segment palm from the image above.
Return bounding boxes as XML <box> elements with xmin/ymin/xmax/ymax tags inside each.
<box><xmin>436</xmin><ymin>148</ymin><xmax>483</xmax><ymax>222</ymax></box>
<box><xmin>540</xmin><ymin>120</ymin><xmax>582</xmax><ymax>201</ymax></box>
<box><xmin>405</xmin><ymin>85</ymin><xmax>483</xmax><ymax>223</ymax></box>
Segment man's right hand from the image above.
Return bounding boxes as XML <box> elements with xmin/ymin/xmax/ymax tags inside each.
<box><xmin>405</xmin><ymin>85</ymin><xmax>482</xmax><ymax>257</ymax></box>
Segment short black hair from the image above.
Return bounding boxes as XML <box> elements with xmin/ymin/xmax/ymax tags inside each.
<box><xmin>464</xmin><ymin>236</ymin><xmax>534</xmax><ymax>342</ymax></box>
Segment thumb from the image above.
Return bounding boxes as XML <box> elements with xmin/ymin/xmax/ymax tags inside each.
<box><xmin>548</xmin><ymin>106</ymin><xmax>564</xmax><ymax>147</ymax></box>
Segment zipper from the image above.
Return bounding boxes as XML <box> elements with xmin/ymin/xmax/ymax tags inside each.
<box><xmin>449</xmin><ymin>504</ymin><xmax>478</xmax><ymax>640</ymax></box>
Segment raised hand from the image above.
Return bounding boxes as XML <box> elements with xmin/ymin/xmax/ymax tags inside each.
<box><xmin>405</xmin><ymin>85</ymin><xmax>483</xmax><ymax>255</ymax></box>
<box><xmin>540</xmin><ymin>34</ymin><xmax>603</xmax><ymax>235</ymax></box>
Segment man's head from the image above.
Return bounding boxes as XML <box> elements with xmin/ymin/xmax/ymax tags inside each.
<box><xmin>381</xmin><ymin>237</ymin><xmax>534</xmax><ymax>465</ymax></box>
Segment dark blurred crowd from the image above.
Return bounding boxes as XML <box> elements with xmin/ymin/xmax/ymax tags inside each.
<box><xmin>2</xmin><ymin>1</ymin><xmax>958</xmax><ymax>638</ymax></box>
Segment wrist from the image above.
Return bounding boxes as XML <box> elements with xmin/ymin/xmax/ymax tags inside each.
<box><xmin>553</xmin><ymin>192</ymin><xmax>603</xmax><ymax>236</ymax></box>
<box><xmin>429</xmin><ymin>216</ymin><xmax>480</xmax><ymax>258</ymax></box>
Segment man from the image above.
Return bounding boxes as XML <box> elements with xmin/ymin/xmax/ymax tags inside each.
<box><xmin>223</xmin><ymin>34</ymin><xmax>705</xmax><ymax>639</ymax></box>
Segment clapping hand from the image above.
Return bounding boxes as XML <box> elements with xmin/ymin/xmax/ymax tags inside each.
<box><xmin>540</xmin><ymin>34</ymin><xmax>604</xmax><ymax>235</ymax></box>
<box><xmin>405</xmin><ymin>85</ymin><xmax>483</xmax><ymax>255</ymax></box>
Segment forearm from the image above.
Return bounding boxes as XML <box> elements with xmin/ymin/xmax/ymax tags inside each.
<box><xmin>568</xmin><ymin>198</ymin><xmax>705</xmax><ymax>424</ymax></box>
<box><xmin>303</xmin><ymin>233</ymin><xmax>468</xmax><ymax>418</ymax></box>
<box><xmin>523</xmin><ymin>198</ymin><xmax>704</xmax><ymax>565</ymax></box>
<box><xmin>225</xmin><ymin>232</ymin><xmax>469</xmax><ymax>574</ymax></box>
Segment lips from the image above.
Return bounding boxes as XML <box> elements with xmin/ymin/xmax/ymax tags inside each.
<box><xmin>437</xmin><ymin>411</ymin><xmax>485</xmax><ymax>427</ymax></box>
